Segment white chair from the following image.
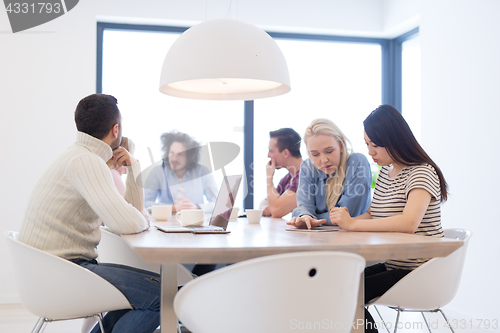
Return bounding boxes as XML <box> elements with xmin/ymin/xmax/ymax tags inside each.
<box><xmin>89</xmin><ymin>227</ymin><xmax>194</xmax><ymax>333</ymax></box>
<box><xmin>174</xmin><ymin>251</ymin><xmax>366</xmax><ymax>333</ymax></box>
<box><xmin>97</xmin><ymin>227</ymin><xmax>194</xmax><ymax>285</ymax></box>
<box><xmin>368</xmin><ymin>228</ymin><xmax>472</xmax><ymax>333</ymax></box>
<box><xmin>4</xmin><ymin>231</ymin><xmax>132</xmax><ymax>333</ymax></box>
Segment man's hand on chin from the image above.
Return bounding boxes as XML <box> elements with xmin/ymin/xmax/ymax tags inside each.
<box><xmin>112</xmin><ymin>147</ymin><xmax>137</xmax><ymax>169</ymax></box>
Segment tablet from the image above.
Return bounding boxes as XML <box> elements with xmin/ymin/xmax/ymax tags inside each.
<box><xmin>285</xmin><ymin>226</ymin><xmax>340</xmax><ymax>232</ymax></box>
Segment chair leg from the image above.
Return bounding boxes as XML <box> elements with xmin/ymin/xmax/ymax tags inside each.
<box><xmin>31</xmin><ymin>318</ymin><xmax>42</xmax><ymax>333</ymax></box>
<box><xmin>97</xmin><ymin>313</ymin><xmax>105</xmax><ymax>333</ymax></box>
<box><xmin>436</xmin><ymin>309</ymin><xmax>455</xmax><ymax>333</ymax></box>
<box><xmin>421</xmin><ymin>312</ymin><xmax>432</xmax><ymax>333</ymax></box>
<box><xmin>372</xmin><ymin>305</ymin><xmax>391</xmax><ymax>333</ymax></box>
<box><xmin>394</xmin><ymin>308</ymin><xmax>402</xmax><ymax>333</ymax></box>
<box><xmin>31</xmin><ymin>318</ymin><xmax>46</xmax><ymax>333</ymax></box>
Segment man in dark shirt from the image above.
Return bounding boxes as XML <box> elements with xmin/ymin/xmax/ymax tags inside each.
<box><xmin>260</xmin><ymin>128</ymin><xmax>303</xmax><ymax>218</ymax></box>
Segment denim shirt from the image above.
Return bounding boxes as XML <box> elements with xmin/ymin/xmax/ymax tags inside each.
<box><xmin>143</xmin><ymin>161</ymin><xmax>218</xmax><ymax>213</ymax></box>
<box><xmin>292</xmin><ymin>153</ymin><xmax>372</xmax><ymax>224</ymax></box>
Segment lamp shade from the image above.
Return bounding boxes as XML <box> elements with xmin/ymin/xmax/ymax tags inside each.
<box><xmin>159</xmin><ymin>18</ymin><xmax>291</xmax><ymax>100</ymax></box>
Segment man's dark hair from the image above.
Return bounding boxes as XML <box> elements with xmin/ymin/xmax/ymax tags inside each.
<box><xmin>74</xmin><ymin>94</ymin><xmax>121</xmax><ymax>140</ymax></box>
<box><xmin>161</xmin><ymin>131</ymin><xmax>201</xmax><ymax>171</ymax></box>
<box><xmin>269</xmin><ymin>128</ymin><xmax>302</xmax><ymax>158</ymax></box>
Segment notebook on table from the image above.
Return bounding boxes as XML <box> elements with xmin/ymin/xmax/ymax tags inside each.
<box><xmin>156</xmin><ymin>174</ymin><xmax>242</xmax><ymax>234</ymax></box>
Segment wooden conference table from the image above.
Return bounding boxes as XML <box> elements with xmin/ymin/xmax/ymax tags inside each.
<box><xmin>122</xmin><ymin>217</ymin><xmax>463</xmax><ymax>333</ymax></box>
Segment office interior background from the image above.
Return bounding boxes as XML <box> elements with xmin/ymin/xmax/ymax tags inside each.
<box><xmin>1</xmin><ymin>0</ymin><xmax>498</xmax><ymax>327</ymax></box>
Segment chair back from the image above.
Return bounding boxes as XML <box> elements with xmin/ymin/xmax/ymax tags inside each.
<box><xmin>373</xmin><ymin>228</ymin><xmax>472</xmax><ymax>310</ymax></box>
<box><xmin>98</xmin><ymin>227</ymin><xmax>161</xmax><ymax>273</ymax></box>
<box><xmin>174</xmin><ymin>251</ymin><xmax>365</xmax><ymax>333</ymax></box>
<box><xmin>98</xmin><ymin>227</ymin><xmax>193</xmax><ymax>285</ymax></box>
<box><xmin>5</xmin><ymin>231</ymin><xmax>132</xmax><ymax>320</ymax></box>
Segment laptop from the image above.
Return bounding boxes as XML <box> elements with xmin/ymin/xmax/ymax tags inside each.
<box><xmin>156</xmin><ymin>174</ymin><xmax>242</xmax><ymax>234</ymax></box>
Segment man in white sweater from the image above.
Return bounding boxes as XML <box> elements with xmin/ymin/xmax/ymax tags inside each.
<box><xmin>19</xmin><ymin>94</ymin><xmax>159</xmax><ymax>333</ymax></box>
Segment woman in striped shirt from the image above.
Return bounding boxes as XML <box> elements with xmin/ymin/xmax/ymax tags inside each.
<box><xmin>330</xmin><ymin>105</ymin><xmax>448</xmax><ymax>332</ymax></box>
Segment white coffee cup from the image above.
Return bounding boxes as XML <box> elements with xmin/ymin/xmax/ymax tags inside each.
<box><xmin>147</xmin><ymin>205</ymin><xmax>172</xmax><ymax>221</ymax></box>
<box><xmin>176</xmin><ymin>209</ymin><xmax>205</xmax><ymax>227</ymax></box>
<box><xmin>246</xmin><ymin>209</ymin><xmax>263</xmax><ymax>224</ymax></box>
<box><xmin>229</xmin><ymin>207</ymin><xmax>239</xmax><ymax>221</ymax></box>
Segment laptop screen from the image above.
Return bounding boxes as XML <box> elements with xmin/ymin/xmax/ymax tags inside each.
<box><xmin>209</xmin><ymin>175</ymin><xmax>242</xmax><ymax>228</ymax></box>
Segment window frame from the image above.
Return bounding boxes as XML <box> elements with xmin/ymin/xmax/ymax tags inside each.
<box><xmin>387</xmin><ymin>27</ymin><xmax>420</xmax><ymax>113</ymax></box>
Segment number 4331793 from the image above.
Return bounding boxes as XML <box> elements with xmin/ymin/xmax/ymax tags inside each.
<box><xmin>6</xmin><ymin>3</ymin><xmax>62</xmax><ymax>14</ymax></box>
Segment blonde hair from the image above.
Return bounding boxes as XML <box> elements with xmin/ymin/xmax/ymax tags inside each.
<box><xmin>303</xmin><ymin>119</ymin><xmax>352</xmax><ymax>210</ymax></box>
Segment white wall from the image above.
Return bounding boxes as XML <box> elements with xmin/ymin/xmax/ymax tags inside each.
<box><xmin>382</xmin><ymin>0</ymin><xmax>420</xmax><ymax>37</ymax></box>
<box><xmin>420</xmin><ymin>0</ymin><xmax>500</xmax><ymax>321</ymax></box>
<box><xmin>0</xmin><ymin>1</ymin><xmax>97</xmax><ymax>303</ymax></box>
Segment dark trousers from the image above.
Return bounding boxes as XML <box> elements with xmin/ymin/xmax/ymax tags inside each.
<box><xmin>191</xmin><ymin>264</ymin><xmax>217</xmax><ymax>276</ymax></box>
<box><xmin>364</xmin><ymin>263</ymin><xmax>411</xmax><ymax>333</ymax></box>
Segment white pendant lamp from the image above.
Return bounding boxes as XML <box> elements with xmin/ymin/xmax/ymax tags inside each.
<box><xmin>159</xmin><ymin>18</ymin><xmax>291</xmax><ymax>100</ymax></box>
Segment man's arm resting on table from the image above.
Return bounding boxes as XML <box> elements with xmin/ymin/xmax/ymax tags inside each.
<box><xmin>267</xmin><ymin>189</ymin><xmax>297</xmax><ymax>218</ymax></box>
<box><xmin>260</xmin><ymin>198</ymin><xmax>272</xmax><ymax>216</ymax></box>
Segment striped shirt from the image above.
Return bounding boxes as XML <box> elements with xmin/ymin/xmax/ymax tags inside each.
<box><xmin>371</xmin><ymin>164</ymin><xmax>443</xmax><ymax>270</ymax></box>
<box><xmin>19</xmin><ymin>132</ymin><xmax>148</xmax><ymax>261</ymax></box>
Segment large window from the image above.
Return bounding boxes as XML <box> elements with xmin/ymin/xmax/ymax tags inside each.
<box><xmin>98</xmin><ymin>23</ymin><xmax>410</xmax><ymax>210</ymax></box>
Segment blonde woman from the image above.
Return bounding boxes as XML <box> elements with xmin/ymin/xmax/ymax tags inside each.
<box><xmin>288</xmin><ymin>118</ymin><xmax>372</xmax><ymax>229</ymax></box>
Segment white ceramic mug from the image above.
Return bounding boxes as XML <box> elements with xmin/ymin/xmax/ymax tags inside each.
<box><xmin>147</xmin><ymin>205</ymin><xmax>172</xmax><ymax>221</ymax></box>
<box><xmin>246</xmin><ymin>209</ymin><xmax>263</xmax><ymax>224</ymax></box>
<box><xmin>229</xmin><ymin>207</ymin><xmax>240</xmax><ymax>221</ymax></box>
<box><xmin>175</xmin><ymin>209</ymin><xmax>205</xmax><ymax>227</ymax></box>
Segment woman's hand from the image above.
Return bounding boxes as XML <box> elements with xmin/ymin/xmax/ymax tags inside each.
<box><xmin>329</xmin><ymin>207</ymin><xmax>353</xmax><ymax>230</ymax></box>
<box><xmin>287</xmin><ymin>215</ymin><xmax>326</xmax><ymax>229</ymax></box>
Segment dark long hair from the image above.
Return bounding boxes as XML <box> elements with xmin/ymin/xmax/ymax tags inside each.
<box><xmin>364</xmin><ymin>105</ymin><xmax>448</xmax><ymax>201</ymax></box>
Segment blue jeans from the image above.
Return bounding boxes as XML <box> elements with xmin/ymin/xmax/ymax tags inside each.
<box><xmin>71</xmin><ymin>259</ymin><xmax>160</xmax><ymax>333</ymax></box>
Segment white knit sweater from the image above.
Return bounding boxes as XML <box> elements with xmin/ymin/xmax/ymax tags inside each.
<box><xmin>19</xmin><ymin>132</ymin><xmax>148</xmax><ymax>260</ymax></box>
